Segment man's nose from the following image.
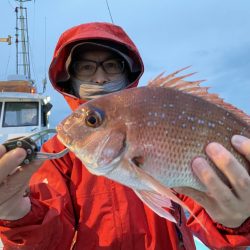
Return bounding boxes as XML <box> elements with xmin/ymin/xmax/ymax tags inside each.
<box><xmin>91</xmin><ymin>67</ymin><xmax>108</xmax><ymax>84</ymax></box>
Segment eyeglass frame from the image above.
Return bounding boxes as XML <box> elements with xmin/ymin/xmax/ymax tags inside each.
<box><xmin>71</xmin><ymin>58</ymin><xmax>126</xmax><ymax>77</ymax></box>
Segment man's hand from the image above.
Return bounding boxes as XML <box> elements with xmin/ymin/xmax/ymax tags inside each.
<box><xmin>0</xmin><ymin>145</ymin><xmax>44</xmax><ymax>220</ymax></box>
<box><xmin>175</xmin><ymin>135</ymin><xmax>250</xmax><ymax>228</ymax></box>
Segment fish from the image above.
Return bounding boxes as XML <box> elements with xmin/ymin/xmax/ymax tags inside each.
<box><xmin>56</xmin><ymin>67</ymin><xmax>250</xmax><ymax>224</ymax></box>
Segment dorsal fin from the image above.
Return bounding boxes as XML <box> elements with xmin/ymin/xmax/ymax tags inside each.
<box><xmin>148</xmin><ymin>67</ymin><xmax>250</xmax><ymax>126</ymax></box>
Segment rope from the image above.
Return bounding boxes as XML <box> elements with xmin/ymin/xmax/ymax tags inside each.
<box><xmin>29</xmin><ymin>45</ymin><xmax>37</xmax><ymax>83</ymax></box>
<box><xmin>105</xmin><ymin>0</ymin><xmax>114</xmax><ymax>24</ymax></box>
<box><xmin>5</xmin><ymin>45</ymin><xmax>12</xmax><ymax>78</ymax></box>
<box><xmin>43</xmin><ymin>17</ymin><xmax>47</xmax><ymax>93</ymax></box>
<box><xmin>29</xmin><ymin>1</ymin><xmax>37</xmax><ymax>83</ymax></box>
<box><xmin>7</xmin><ymin>0</ymin><xmax>15</xmax><ymax>9</ymax></box>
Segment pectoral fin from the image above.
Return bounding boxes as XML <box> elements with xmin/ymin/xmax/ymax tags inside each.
<box><xmin>133</xmin><ymin>189</ymin><xmax>177</xmax><ymax>223</ymax></box>
<box><xmin>131</xmin><ymin>165</ymin><xmax>207</xmax><ymax>232</ymax></box>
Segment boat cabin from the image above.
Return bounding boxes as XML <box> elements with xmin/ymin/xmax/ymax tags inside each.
<box><xmin>0</xmin><ymin>80</ymin><xmax>52</xmax><ymax>146</ymax></box>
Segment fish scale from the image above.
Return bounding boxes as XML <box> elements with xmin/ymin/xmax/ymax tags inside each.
<box><xmin>114</xmin><ymin>87</ymin><xmax>249</xmax><ymax>191</ymax></box>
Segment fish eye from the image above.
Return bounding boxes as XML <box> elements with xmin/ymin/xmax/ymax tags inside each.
<box><xmin>85</xmin><ymin>110</ymin><xmax>103</xmax><ymax>128</ymax></box>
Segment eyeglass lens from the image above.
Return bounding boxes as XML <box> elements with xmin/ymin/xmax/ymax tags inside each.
<box><xmin>73</xmin><ymin>59</ymin><xmax>124</xmax><ymax>76</ymax></box>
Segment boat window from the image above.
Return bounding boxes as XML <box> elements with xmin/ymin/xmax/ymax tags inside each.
<box><xmin>3</xmin><ymin>102</ymin><xmax>38</xmax><ymax>127</ymax></box>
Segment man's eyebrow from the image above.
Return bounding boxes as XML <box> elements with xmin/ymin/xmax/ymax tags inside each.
<box><xmin>76</xmin><ymin>57</ymin><xmax>122</xmax><ymax>62</ymax></box>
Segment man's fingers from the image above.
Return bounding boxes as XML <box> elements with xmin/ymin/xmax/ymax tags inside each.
<box><xmin>205</xmin><ymin>142</ymin><xmax>250</xmax><ymax>198</ymax></box>
<box><xmin>22</xmin><ymin>159</ymin><xmax>45</xmax><ymax>175</ymax></box>
<box><xmin>192</xmin><ymin>157</ymin><xmax>238</xmax><ymax>204</ymax></box>
<box><xmin>7</xmin><ymin>158</ymin><xmax>44</xmax><ymax>183</ymax></box>
<box><xmin>0</xmin><ymin>185</ymin><xmax>30</xmax><ymax>220</ymax></box>
<box><xmin>0</xmin><ymin>148</ymin><xmax>27</xmax><ymax>182</ymax></box>
<box><xmin>174</xmin><ymin>186</ymin><xmax>209</xmax><ymax>207</ymax></box>
<box><xmin>231</xmin><ymin>135</ymin><xmax>250</xmax><ymax>162</ymax></box>
<box><xmin>206</xmin><ymin>143</ymin><xmax>250</xmax><ymax>191</ymax></box>
<box><xmin>0</xmin><ymin>159</ymin><xmax>44</xmax><ymax>206</ymax></box>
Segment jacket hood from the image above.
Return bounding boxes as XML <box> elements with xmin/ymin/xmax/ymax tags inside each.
<box><xmin>49</xmin><ymin>22</ymin><xmax>144</xmax><ymax>111</ymax></box>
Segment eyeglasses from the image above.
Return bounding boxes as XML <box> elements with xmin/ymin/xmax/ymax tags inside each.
<box><xmin>72</xmin><ymin>58</ymin><xmax>125</xmax><ymax>77</ymax></box>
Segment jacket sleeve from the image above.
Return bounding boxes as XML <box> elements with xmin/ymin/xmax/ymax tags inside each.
<box><xmin>0</xmin><ymin>136</ymin><xmax>76</xmax><ymax>250</ymax></box>
<box><xmin>182</xmin><ymin>194</ymin><xmax>250</xmax><ymax>249</ymax></box>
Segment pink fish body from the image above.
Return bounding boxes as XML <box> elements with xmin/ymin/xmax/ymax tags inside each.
<box><xmin>57</xmin><ymin>69</ymin><xmax>250</xmax><ymax>223</ymax></box>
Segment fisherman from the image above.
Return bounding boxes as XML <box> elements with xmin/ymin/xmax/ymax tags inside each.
<box><xmin>0</xmin><ymin>22</ymin><xmax>250</xmax><ymax>249</ymax></box>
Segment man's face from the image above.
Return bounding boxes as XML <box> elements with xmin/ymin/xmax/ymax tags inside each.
<box><xmin>69</xmin><ymin>48</ymin><xmax>128</xmax><ymax>98</ymax></box>
<box><xmin>71</xmin><ymin>48</ymin><xmax>127</xmax><ymax>84</ymax></box>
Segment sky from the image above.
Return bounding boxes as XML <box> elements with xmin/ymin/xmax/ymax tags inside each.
<box><xmin>0</xmin><ymin>0</ymin><xmax>250</xmax><ymax>128</ymax></box>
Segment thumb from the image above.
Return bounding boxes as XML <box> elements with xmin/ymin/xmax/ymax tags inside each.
<box><xmin>0</xmin><ymin>148</ymin><xmax>27</xmax><ymax>182</ymax></box>
<box><xmin>174</xmin><ymin>186</ymin><xmax>208</xmax><ymax>207</ymax></box>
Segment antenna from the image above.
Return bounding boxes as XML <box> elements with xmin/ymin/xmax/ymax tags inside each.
<box><xmin>105</xmin><ymin>0</ymin><xmax>114</xmax><ymax>24</ymax></box>
<box><xmin>42</xmin><ymin>17</ymin><xmax>47</xmax><ymax>93</ymax></box>
<box><xmin>15</xmin><ymin>0</ymin><xmax>32</xmax><ymax>81</ymax></box>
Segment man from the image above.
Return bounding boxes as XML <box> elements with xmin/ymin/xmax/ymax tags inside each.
<box><xmin>0</xmin><ymin>22</ymin><xmax>249</xmax><ymax>249</ymax></box>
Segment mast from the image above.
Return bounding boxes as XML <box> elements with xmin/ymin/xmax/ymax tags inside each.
<box><xmin>15</xmin><ymin>0</ymin><xmax>32</xmax><ymax>81</ymax></box>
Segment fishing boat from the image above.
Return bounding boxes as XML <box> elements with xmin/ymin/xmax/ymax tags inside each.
<box><xmin>0</xmin><ymin>0</ymin><xmax>52</xmax><ymax>148</ymax></box>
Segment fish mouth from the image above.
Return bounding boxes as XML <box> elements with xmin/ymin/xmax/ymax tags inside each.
<box><xmin>56</xmin><ymin>123</ymin><xmax>74</xmax><ymax>147</ymax></box>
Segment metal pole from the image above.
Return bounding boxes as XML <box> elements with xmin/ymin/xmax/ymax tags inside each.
<box><xmin>15</xmin><ymin>6</ymin><xmax>19</xmax><ymax>74</ymax></box>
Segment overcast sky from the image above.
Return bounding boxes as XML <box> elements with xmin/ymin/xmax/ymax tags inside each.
<box><xmin>0</xmin><ymin>0</ymin><xmax>250</xmax><ymax>127</ymax></box>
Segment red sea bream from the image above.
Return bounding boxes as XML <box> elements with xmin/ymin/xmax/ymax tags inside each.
<box><xmin>56</xmin><ymin>68</ymin><xmax>250</xmax><ymax>224</ymax></box>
